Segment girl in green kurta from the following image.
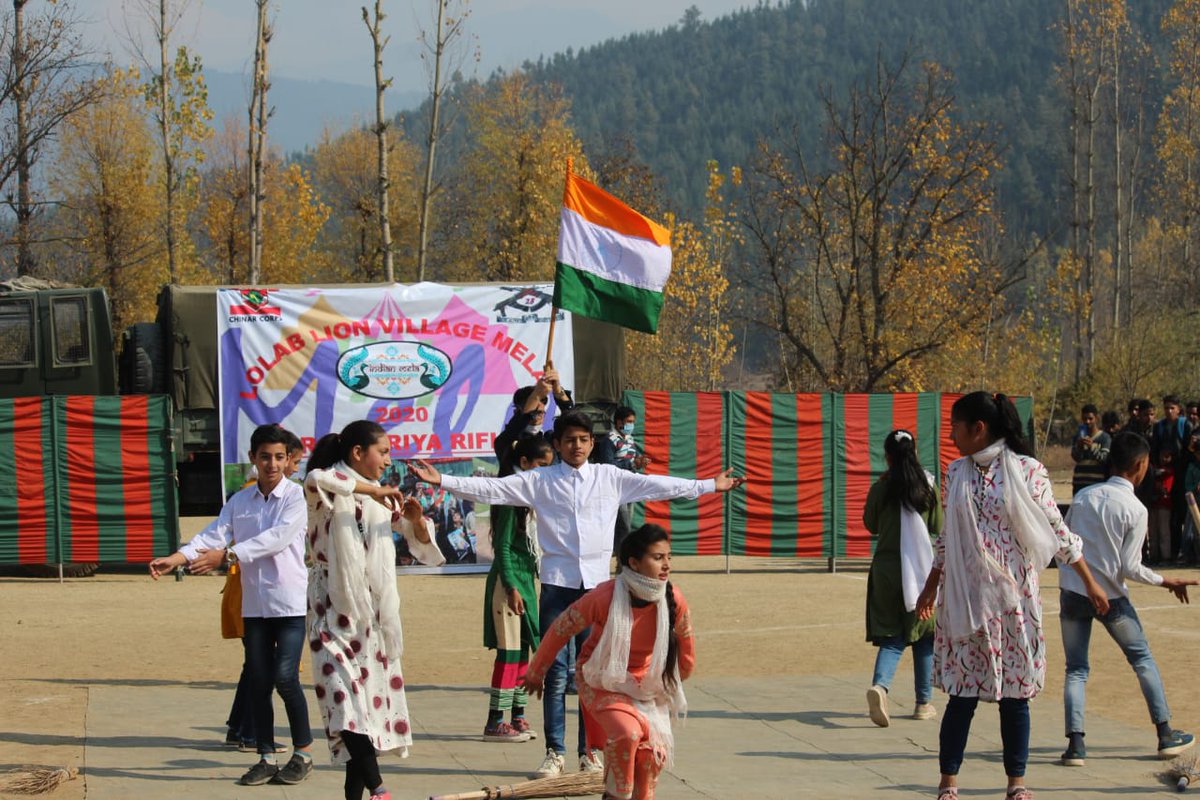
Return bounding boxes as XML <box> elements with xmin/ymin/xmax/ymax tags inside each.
<box><xmin>481</xmin><ymin>437</ymin><xmax>555</xmax><ymax>742</ymax></box>
<box><xmin>864</xmin><ymin>429</ymin><xmax>942</xmax><ymax>728</ymax></box>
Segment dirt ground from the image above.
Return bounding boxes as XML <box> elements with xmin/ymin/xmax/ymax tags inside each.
<box><xmin>3</xmin><ymin>545</ymin><xmax>1199</xmax><ymax>800</ymax></box>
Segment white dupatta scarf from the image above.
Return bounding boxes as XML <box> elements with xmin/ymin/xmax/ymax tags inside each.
<box><xmin>899</xmin><ymin>469</ymin><xmax>936</xmax><ymax>612</ymax></box>
<box><xmin>582</xmin><ymin>571</ymin><xmax>687</xmax><ymax>767</ymax></box>
<box><xmin>940</xmin><ymin>441</ymin><xmax>1060</xmax><ymax>641</ymax></box>
<box><xmin>323</xmin><ymin>462</ymin><xmax>406</xmax><ymax>656</ymax></box>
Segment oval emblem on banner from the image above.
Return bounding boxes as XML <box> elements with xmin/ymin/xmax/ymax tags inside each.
<box><xmin>336</xmin><ymin>342</ymin><xmax>453</xmax><ymax>399</ymax></box>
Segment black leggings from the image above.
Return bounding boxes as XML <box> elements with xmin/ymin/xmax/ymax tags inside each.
<box><xmin>342</xmin><ymin>731</ymin><xmax>382</xmax><ymax>800</ymax></box>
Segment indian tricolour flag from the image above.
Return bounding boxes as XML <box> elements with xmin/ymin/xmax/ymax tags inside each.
<box><xmin>554</xmin><ymin>170</ymin><xmax>672</xmax><ymax>334</ymax></box>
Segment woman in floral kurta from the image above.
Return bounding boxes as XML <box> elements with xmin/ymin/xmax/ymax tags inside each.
<box><xmin>916</xmin><ymin>392</ymin><xmax>1108</xmax><ymax>800</ymax></box>
<box><xmin>304</xmin><ymin>420</ymin><xmax>444</xmax><ymax>800</ymax></box>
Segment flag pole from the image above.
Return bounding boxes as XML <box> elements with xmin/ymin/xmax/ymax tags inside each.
<box><xmin>545</xmin><ymin>158</ymin><xmax>574</xmax><ymax>373</ymax></box>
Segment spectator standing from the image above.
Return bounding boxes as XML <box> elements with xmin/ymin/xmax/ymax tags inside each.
<box><xmin>1101</xmin><ymin>410</ymin><xmax>1122</xmax><ymax>437</ymax></box>
<box><xmin>1070</xmin><ymin>404</ymin><xmax>1111</xmax><ymax>496</ymax></box>
<box><xmin>1058</xmin><ymin>432</ymin><xmax>1196</xmax><ymax>766</ymax></box>
<box><xmin>608</xmin><ymin>405</ymin><xmax>651</xmax><ymax>555</ymax></box>
<box><xmin>1153</xmin><ymin>395</ymin><xmax>1195</xmax><ymax>561</ymax></box>
<box><xmin>495</xmin><ymin>368</ymin><xmax>573</xmax><ymax>477</ymax></box>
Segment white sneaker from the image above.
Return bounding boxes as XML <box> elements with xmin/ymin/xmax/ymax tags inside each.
<box><xmin>532</xmin><ymin>748</ymin><xmax>565</xmax><ymax>778</ymax></box>
<box><xmin>579</xmin><ymin>750</ymin><xmax>604</xmax><ymax>773</ymax></box>
<box><xmin>913</xmin><ymin>702</ymin><xmax>938</xmax><ymax>721</ymax></box>
<box><xmin>867</xmin><ymin>685</ymin><xmax>890</xmax><ymax>727</ymax></box>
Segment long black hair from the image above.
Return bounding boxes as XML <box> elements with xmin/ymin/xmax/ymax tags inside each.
<box><xmin>883</xmin><ymin>430</ymin><xmax>934</xmax><ymax>513</ymax></box>
<box><xmin>307</xmin><ymin>420</ymin><xmax>387</xmax><ymax>474</ymax></box>
<box><xmin>619</xmin><ymin>523</ymin><xmax>680</xmax><ymax>691</ymax></box>
<box><xmin>950</xmin><ymin>391</ymin><xmax>1033</xmax><ymax>456</ymax></box>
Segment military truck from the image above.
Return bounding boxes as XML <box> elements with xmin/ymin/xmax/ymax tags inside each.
<box><xmin>1</xmin><ymin>280</ymin><xmax>625</xmax><ymax>516</ymax></box>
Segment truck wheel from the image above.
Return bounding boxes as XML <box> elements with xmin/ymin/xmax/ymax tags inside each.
<box><xmin>120</xmin><ymin>322</ymin><xmax>166</xmax><ymax>394</ymax></box>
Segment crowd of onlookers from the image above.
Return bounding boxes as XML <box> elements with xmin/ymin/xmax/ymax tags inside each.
<box><xmin>1072</xmin><ymin>395</ymin><xmax>1200</xmax><ymax>565</ymax></box>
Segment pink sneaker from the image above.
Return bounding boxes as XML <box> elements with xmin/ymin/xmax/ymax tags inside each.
<box><xmin>483</xmin><ymin>720</ymin><xmax>531</xmax><ymax>743</ymax></box>
<box><xmin>510</xmin><ymin>717</ymin><xmax>538</xmax><ymax>739</ymax></box>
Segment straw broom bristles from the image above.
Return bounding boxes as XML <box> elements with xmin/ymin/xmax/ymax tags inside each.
<box><xmin>428</xmin><ymin>771</ymin><xmax>605</xmax><ymax>800</ymax></box>
<box><xmin>1158</xmin><ymin>754</ymin><xmax>1200</xmax><ymax>792</ymax></box>
<box><xmin>0</xmin><ymin>766</ymin><xmax>79</xmax><ymax>795</ymax></box>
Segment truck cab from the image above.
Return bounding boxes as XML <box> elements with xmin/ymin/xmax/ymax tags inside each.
<box><xmin>0</xmin><ymin>283</ymin><xmax>116</xmax><ymax>398</ymax></box>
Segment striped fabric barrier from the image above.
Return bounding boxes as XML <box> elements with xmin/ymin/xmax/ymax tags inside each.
<box><xmin>0</xmin><ymin>396</ymin><xmax>179</xmax><ymax>564</ymax></box>
<box><xmin>623</xmin><ymin>391</ymin><xmax>1032</xmax><ymax>559</ymax></box>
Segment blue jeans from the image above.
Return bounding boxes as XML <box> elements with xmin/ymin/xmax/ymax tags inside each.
<box><xmin>226</xmin><ymin>661</ymin><xmax>256</xmax><ymax>743</ymax></box>
<box><xmin>539</xmin><ymin>583</ymin><xmax>590</xmax><ymax>756</ymax></box>
<box><xmin>939</xmin><ymin>695</ymin><xmax>1029</xmax><ymax>777</ymax></box>
<box><xmin>243</xmin><ymin>616</ymin><xmax>313</xmax><ymax>754</ymax></box>
<box><xmin>1059</xmin><ymin>589</ymin><xmax>1170</xmax><ymax>734</ymax></box>
<box><xmin>871</xmin><ymin>634</ymin><xmax>933</xmax><ymax>704</ymax></box>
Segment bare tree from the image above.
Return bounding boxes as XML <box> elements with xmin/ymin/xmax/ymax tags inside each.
<box><xmin>248</xmin><ymin>0</ymin><xmax>273</xmax><ymax>284</ymax></box>
<box><xmin>362</xmin><ymin>0</ymin><xmax>394</xmax><ymax>281</ymax></box>
<box><xmin>416</xmin><ymin>0</ymin><xmax>473</xmax><ymax>281</ymax></box>
<box><xmin>0</xmin><ymin>0</ymin><xmax>101</xmax><ymax>275</ymax></box>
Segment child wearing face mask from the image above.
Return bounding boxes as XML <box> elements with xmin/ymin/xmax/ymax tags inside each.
<box><xmin>480</xmin><ymin>436</ymin><xmax>556</xmax><ymax>742</ymax></box>
<box><xmin>608</xmin><ymin>407</ymin><xmax>651</xmax><ymax>560</ymax></box>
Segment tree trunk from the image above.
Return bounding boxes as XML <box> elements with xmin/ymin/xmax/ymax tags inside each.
<box><xmin>13</xmin><ymin>0</ymin><xmax>33</xmax><ymax>276</ymax></box>
<box><xmin>1110</xmin><ymin>25</ymin><xmax>1122</xmax><ymax>335</ymax></box>
<box><xmin>158</xmin><ymin>0</ymin><xmax>177</xmax><ymax>283</ymax></box>
<box><xmin>248</xmin><ymin>0</ymin><xmax>270</xmax><ymax>284</ymax></box>
<box><xmin>418</xmin><ymin>0</ymin><xmax>449</xmax><ymax>282</ymax></box>
<box><xmin>364</xmin><ymin>0</ymin><xmax>394</xmax><ymax>282</ymax></box>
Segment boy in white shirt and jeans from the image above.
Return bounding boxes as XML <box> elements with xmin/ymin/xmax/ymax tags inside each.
<box><xmin>1059</xmin><ymin>431</ymin><xmax>1197</xmax><ymax>766</ymax></box>
<box><xmin>151</xmin><ymin>423</ymin><xmax>313</xmax><ymax>787</ymax></box>
<box><xmin>410</xmin><ymin>411</ymin><xmax>744</xmax><ymax>778</ymax></box>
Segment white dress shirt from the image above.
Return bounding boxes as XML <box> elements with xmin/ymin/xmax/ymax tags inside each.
<box><xmin>181</xmin><ymin>478</ymin><xmax>308</xmax><ymax>617</ymax></box>
<box><xmin>441</xmin><ymin>461</ymin><xmax>715</xmax><ymax>589</ymax></box>
<box><xmin>1061</xmin><ymin>476</ymin><xmax>1163</xmax><ymax>600</ymax></box>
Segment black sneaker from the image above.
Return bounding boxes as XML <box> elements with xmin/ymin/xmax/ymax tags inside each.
<box><xmin>238</xmin><ymin>759</ymin><xmax>278</xmax><ymax>786</ymax></box>
<box><xmin>1060</xmin><ymin>741</ymin><xmax>1086</xmax><ymax>766</ymax></box>
<box><xmin>1158</xmin><ymin>729</ymin><xmax>1196</xmax><ymax>759</ymax></box>
<box><xmin>224</xmin><ymin>729</ymin><xmax>240</xmax><ymax>747</ymax></box>
<box><xmin>270</xmin><ymin>753</ymin><xmax>313</xmax><ymax>785</ymax></box>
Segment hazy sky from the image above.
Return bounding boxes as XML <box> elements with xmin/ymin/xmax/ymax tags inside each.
<box><xmin>95</xmin><ymin>0</ymin><xmax>755</xmax><ymax>92</ymax></box>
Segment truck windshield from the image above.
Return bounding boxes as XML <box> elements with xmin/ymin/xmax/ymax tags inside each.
<box><xmin>0</xmin><ymin>297</ymin><xmax>35</xmax><ymax>367</ymax></box>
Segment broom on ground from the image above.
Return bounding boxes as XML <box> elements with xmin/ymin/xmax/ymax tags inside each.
<box><xmin>0</xmin><ymin>766</ymin><xmax>78</xmax><ymax>795</ymax></box>
<box><xmin>1158</xmin><ymin>754</ymin><xmax>1200</xmax><ymax>792</ymax></box>
<box><xmin>428</xmin><ymin>772</ymin><xmax>605</xmax><ymax>800</ymax></box>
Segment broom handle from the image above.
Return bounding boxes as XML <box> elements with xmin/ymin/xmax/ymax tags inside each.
<box><xmin>1187</xmin><ymin>493</ymin><xmax>1200</xmax><ymax>532</ymax></box>
<box><xmin>428</xmin><ymin>792</ymin><xmax>490</xmax><ymax>800</ymax></box>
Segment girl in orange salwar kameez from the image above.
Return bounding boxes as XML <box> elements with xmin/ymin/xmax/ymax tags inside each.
<box><xmin>524</xmin><ymin>524</ymin><xmax>693</xmax><ymax>800</ymax></box>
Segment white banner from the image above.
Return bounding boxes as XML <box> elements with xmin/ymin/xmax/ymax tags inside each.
<box><xmin>217</xmin><ymin>282</ymin><xmax>573</xmax><ymax>501</ymax></box>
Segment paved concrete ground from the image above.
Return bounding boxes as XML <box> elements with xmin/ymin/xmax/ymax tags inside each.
<box><xmin>81</xmin><ymin>673</ymin><xmax>1180</xmax><ymax>799</ymax></box>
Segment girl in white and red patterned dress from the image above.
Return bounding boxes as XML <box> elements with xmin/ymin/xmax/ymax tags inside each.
<box><xmin>305</xmin><ymin>420</ymin><xmax>444</xmax><ymax>800</ymax></box>
<box><xmin>915</xmin><ymin>392</ymin><xmax>1109</xmax><ymax>800</ymax></box>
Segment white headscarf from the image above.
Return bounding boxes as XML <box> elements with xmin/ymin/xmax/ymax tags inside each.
<box><xmin>940</xmin><ymin>440</ymin><xmax>1060</xmax><ymax>641</ymax></box>
<box><xmin>582</xmin><ymin>571</ymin><xmax>687</xmax><ymax>767</ymax></box>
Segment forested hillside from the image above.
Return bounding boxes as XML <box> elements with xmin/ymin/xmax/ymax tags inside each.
<box><xmin>521</xmin><ymin>0</ymin><xmax>1169</xmax><ymax>236</ymax></box>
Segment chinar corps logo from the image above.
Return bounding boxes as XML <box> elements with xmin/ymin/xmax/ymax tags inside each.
<box><xmin>337</xmin><ymin>342</ymin><xmax>452</xmax><ymax>399</ymax></box>
<box><xmin>227</xmin><ymin>288</ymin><xmax>283</xmax><ymax>323</ymax></box>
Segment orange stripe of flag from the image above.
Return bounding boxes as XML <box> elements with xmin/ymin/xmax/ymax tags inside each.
<box><xmin>563</xmin><ymin>172</ymin><xmax>670</xmax><ymax>246</ymax></box>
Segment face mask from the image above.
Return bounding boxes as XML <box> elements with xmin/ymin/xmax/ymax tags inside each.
<box><xmin>621</xmin><ymin>423</ymin><xmax>635</xmax><ymax>435</ymax></box>
<box><xmin>525</xmin><ymin>425</ymin><xmax>541</xmax><ymax>436</ymax></box>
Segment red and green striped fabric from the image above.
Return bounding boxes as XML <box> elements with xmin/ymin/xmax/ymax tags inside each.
<box><xmin>622</xmin><ymin>391</ymin><xmax>1033</xmax><ymax>559</ymax></box>
<box><xmin>0</xmin><ymin>395</ymin><xmax>179</xmax><ymax>564</ymax></box>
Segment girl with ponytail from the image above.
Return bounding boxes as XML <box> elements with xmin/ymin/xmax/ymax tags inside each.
<box><xmin>864</xmin><ymin>430</ymin><xmax>941</xmax><ymax>729</ymax></box>
<box><xmin>304</xmin><ymin>420</ymin><xmax>445</xmax><ymax>800</ymax></box>
<box><xmin>914</xmin><ymin>391</ymin><xmax>1109</xmax><ymax>800</ymax></box>
<box><xmin>524</xmin><ymin>524</ymin><xmax>693</xmax><ymax>800</ymax></box>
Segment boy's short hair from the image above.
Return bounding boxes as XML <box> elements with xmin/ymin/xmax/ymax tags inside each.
<box><xmin>285</xmin><ymin>430</ymin><xmax>304</xmax><ymax>454</ymax></box>
<box><xmin>1081</xmin><ymin>403</ymin><xmax>1099</xmax><ymax>416</ymax></box>
<box><xmin>614</xmin><ymin>405</ymin><xmax>636</xmax><ymax>424</ymax></box>
<box><xmin>1163</xmin><ymin>394</ymin><xmax>1181</xmax><ymax>407</ymax></box>
<box><xmin>552</xmin><ymin>411</ymin><xmax>593</xmax><ymax>441</ymax></box>
<box><xmin>250</xmin><ymin>423</ymin><xmax>291</xmax><ymax>453</ymax></box>
<box><xmin>1109</xmin><ymin>431</ymin><xmax>1150</xmax><ymax>474</ymax></box>
<box><xmin>512</xmin><ymin>385</ymin><xmax>538</xmax><ymax>408</ymax></box>
<box><xmin>1101</xmin><ymin>410</ymin><xmax>1121</xmax><ymax>430</ymax></box>
<box><xmin>1135</xmin><ymin>398</ymin><xmax>1154</xmax><ymax>413</ymax></box>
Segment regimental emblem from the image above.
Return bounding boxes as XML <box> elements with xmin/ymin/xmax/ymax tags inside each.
<box><xmin>494</xmin><ymin>286</ymin><xmax>556</xmax><ymax>323</ymax></box>
<box><xmin>228</xmin><ymin>288</ymin><xmax>281</xmax><ymax>317</ymax></box>
<box><xmin>337</xmin><ymin>342</ymin><xmax>452</xmax><ymax>399</ymax></box>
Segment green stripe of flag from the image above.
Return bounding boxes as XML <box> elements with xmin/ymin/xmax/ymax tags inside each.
<box><xmin>726</xmin><ymin>391</ymin><xmax>748</xmax><ymax>555</ymax></box>
<box><xmin>668</xmin><ymin>393</ymin><xmax>699</xmax><ymax>553</ymax></box>
<box><xmin>830</xmin><ymin>393</ymin><xmax>845</xmax><ymax>558</ymax></box>
<box><xmin>148</xmin><ymin>396</ymin><xmax>179</xmax><ymax>554</ymax></box>
<box><xmin>93</xmin><ymin>396</ymin><xmax>129</xmax><ymax>561</ymax></box>
<box><xmin>917</xmin><ymin>393</ymin><xmax>940</xmax><ymax>486</ymax></box>
<box><xmin>770</xmin><ymin>393</ymin><xmax>799</xmax><ymax>556</ymax></box>
<box><xmin>0</xmin><ymin>401</ymin><xmax>15</xmax><ymax>563</ymax></box>
<box><xmin>821</xmin><ymin>393</ymin><xmax>834</xmax><ymax>558</ymax></box>
<box><xmin>46</xmin><ymin>399</ymin><xmax>65</xmax><ymax>563</ymax></box>
<box><xmin>553</xmin><ymin>262</ymin><xmax>664</xmax><ymax>334</ymax></box>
